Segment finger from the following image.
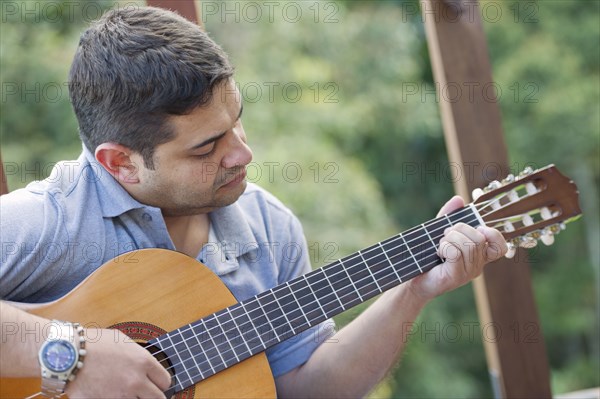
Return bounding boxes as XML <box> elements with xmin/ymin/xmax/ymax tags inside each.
<box><xmin>438</xmin><ymin>239</ymin><xmax>462</xmax><ymax>263</ymax></box>
<box><xmin>139</xmin><ymin>381</ymin><xmax>168</xmax><ymax>399</ymax></box>
<box><xmin>477</xmin><ymin>226</ymin><xmax>508</xmax><ymax>261</ymax></box>
<box><xmin>440</xmin><ymin>226</ymin><xmax>487</xmax><ymax>275</ymax></box>
<box><xmin>436</xmin><ymin>195</ymin><xmax>465</xmax><ymax>217</ymax></box>
<box><xmin>447</xmin><ymin>223</ymin><xmax>487</xmax><ymax>246</ymax></box>
<box><xmin>146</xmin><ymin>360</ymin><xmax>172</xmax><ymax>393</ymax></box>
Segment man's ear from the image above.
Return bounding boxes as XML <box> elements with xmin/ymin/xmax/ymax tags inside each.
<box><xmin>95</xmin><ymin>143</ymin><xmax>141</xmax><ymax>184</ymax></box>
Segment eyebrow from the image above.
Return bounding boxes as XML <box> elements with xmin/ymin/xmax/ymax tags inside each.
<box><xmin>188</xmin><ymin>103</ymin><xmax>244</xmax><ymax>151</ymax></box>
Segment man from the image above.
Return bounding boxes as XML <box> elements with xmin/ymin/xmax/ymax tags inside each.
<box><xmin>0</xmin><ymin>6</ymin><xmax>507</xmax><ymax>398</ymax></box>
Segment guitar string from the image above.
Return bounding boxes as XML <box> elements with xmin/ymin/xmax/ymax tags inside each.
<box><xmin>154</xmin><ymin>205</ymin><xmax>489</xmax><ymax>388</ymax></box>
<box><xmin>163</xmin><ymin>211</ymin><xmax>478</xmax><ymax>391</ymax></box>
<box><xmin>154</xmin><ymin>200</ymin><xmax>503</xmax><ymax>387</ymax></box>
<box><xmin>157</xmin><ymin>197</ymin><xmax>515</xmax><ymax>389</ymax></box>
<box><xmin>143</xmin><ymin>204</ymin><xmax>478</xmax><ymax>355</ymax></box>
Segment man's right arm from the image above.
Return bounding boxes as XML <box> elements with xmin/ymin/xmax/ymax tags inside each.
<box><xmin>1</xmin><ymin>301</ymin><xmax>171</xmax><ymax>397</ymax></box>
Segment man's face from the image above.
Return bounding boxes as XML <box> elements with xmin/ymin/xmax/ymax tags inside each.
<box><xmin>130</xmin><ymin>80</ymin><xmax>253</xmax><ymax>216</ymax></box>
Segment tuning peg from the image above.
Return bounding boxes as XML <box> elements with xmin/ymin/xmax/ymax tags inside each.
<box><xmin>502</xmin><ymin>174</ymin><xmax>515</xmax><ymax>184</ymax></box>
<box><xmin>540</xmin><ymin>207</ymin><xmax>553</xmax><ymax>220</ymax></box>
<box><xmin>518</xmin><ymin>166</ymin><xmax>534</xmax><ymax>178</ymax></box>
<box><xmin>522</xmin><ymin>214</ymin><xmax>534</xmax><ymax>226</ymax></box>
<box><xmin>520</xmin><ymin>235</ymin><xmax>538</xmax><ymax>248</ymax></box>
<box><xmin>505</xmin><ymin>242</ymin><xmax>517</xmax><ymax>258</ymax></box>
<box><xmin>472</xmin><ymin>188</ymin><xmax>484</xmax><ymax>201</ymax></box>
<box><xmin>507</xmin><ymin>189</ymin><xmax>519</xmax><ymax>202</ymax></box>
<box><xmin>548</xmin><ymin>223</ymin><xmax>566</xmax><ymax>234</ymax></box>
<box><xmin>485</xmin><ymin>180</ymin><xmax>502</xmax><ymax>192</ymax></box>
<box><xmin>541</xmin><ymin>228</ymin><xmax>555</xmax><ymax>246</ymax></box>
<box><xmin>525</xmin><ymin>182</ymin><xmax>539</xmax><ymax>195</ymax></box>
<box><xmin>504</xmin><ymin>221</ymin><xmax>515</xmax><ymax>232</ymax></box>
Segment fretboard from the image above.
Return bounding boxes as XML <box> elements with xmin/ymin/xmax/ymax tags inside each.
<box><xmin>151</xmin><ymin>204</ymin><xmax>482</xmax><ymax>393</ymax></box>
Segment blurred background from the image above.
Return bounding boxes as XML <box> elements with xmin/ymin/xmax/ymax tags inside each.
<box><xmin>1</xmin><ymin>0</ymin><xmax>598</xmax><ymax>397</ymax></box>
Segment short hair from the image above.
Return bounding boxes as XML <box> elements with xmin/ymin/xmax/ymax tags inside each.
<box><xmin>69</xmin><ymin>6</ymin><xmax>234</xmax><ymax>169</ymax></box>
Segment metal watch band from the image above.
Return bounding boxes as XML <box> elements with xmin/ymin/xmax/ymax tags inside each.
<box><xmin>40</xmin><ymin>321</ymin><xmax>85</xmax><ymax>398</ymax></box>
<box><xmin>40</xmin><ymin>377</ymin><xmax>67</xmax><ymax>398</ymax></box>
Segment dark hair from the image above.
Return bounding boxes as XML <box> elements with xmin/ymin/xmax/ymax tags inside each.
<box><xmin>69</xmin><ymin>6</ymin><xmax>234</xmax><ymax>169</ymax></box>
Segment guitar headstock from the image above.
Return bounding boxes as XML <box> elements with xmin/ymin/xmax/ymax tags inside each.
<box><xmin>472</xmin><ymin>165</ymin><xmax>581</xmax><ymax>258</ymax></box>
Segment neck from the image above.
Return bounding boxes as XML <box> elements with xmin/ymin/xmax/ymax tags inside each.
<box><xmin>151</xmin><ymin>204</ymin><xmax>484</xmax><ymax>394</ymax></box>
<box><xmin>164</xmin><ymin>213</ymin><xmax>210</xmax><ymax>258</ymax></box>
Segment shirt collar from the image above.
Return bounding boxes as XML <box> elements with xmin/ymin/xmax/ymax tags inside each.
<box><xmin>82</xmin><ymin>147</ymin><xmax>149</xmax><ymax>218</ymax></box>
<box><xmin>83</xmin><ymin>147</ymin><xmax>256</xmax><ymax>258</ymax></box>
<box><xmin>209</xmin><ymin>198</ymin><xmax>257</xmax><ymax>259</ymax></box>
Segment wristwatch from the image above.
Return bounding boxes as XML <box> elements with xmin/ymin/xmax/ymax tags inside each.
<box><xmin>38</xmin><ymin>321</ymin><xmax>86</xmax><ymax>397</ymax></box>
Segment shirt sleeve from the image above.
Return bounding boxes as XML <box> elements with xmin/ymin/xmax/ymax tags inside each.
<box><xmin>264</xmin><ymin>213</ymin><xmax>336</xmax><ymax>378</ymax></box>
<box><xmin>0</xmin><ymin>187</ymin><xmax>71</xmax><ymax>301</ymax></box>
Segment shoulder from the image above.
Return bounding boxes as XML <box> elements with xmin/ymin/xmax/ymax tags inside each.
<box><xmin>236</xmin><ymin>183</ymin><xmax>303</xmax><ymax>237</ymax></box>
<box><xmin>1</xmin><ymin>157</ymin><xmax>90</xmax><ymax>232</ymax></box>
<box><xmin>238</xmin><ymin>183</ymin><xmax>295</xmax><ymax>217</ymax></box>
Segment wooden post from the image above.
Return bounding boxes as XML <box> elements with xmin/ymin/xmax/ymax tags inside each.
<box><xmin>420</xmin><ymin>0</ymin><xmax>552</xmax><ymax>397</ymax></box>
<box><xmin>146</xmin><ymin>0</ymin><xmax>200</xmax><ymax>25</ymax></box>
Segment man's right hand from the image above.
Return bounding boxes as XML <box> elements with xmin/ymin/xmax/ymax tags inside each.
<box><xmin>65</xmin><ymin>328</ymin><xmax>172</xmax><ymax>398</ymax></box>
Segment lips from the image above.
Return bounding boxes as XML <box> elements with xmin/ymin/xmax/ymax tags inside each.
<box><xmin>221</xmin><ymin>168</ymin><xmax>247</xmax><ymax>188</ymax></box>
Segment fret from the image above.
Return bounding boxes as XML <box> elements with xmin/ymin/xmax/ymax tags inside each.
<box><xmin>240</xmin><ymin>300</ymin><xmax>275</xmax><ymax>348</ymax></box>
<box><xmin>257</xmin><ymin>290</ymin><xmax>291</xmax><ymax>341</ymax></box>
<box><xmin>182</xmin><ymin>324</ymin><xmax>208</xmax><ymax>382</ymax></box>
<box><xmin>363</xmin><ymin>245</ymin><xmax>397</xmax><ymax>290</ymax></box>
<box><xmin>379</xmin><ymin>241</ymin><xmax>402</xmax><ymax>283</ymax></box>
<box><xmin>323</xmin><ymin>263</ymin><xmax>360</xmax><ymax>309</ymax></box>
<box><xmin>340</xmin><ymin>255</ymin><xmax>376</xmax><ymax>299</ymax></box>
<box><xmin>213</xmin><ymin>311</ymin><xmax>240</xmax><ymax>364</ymax></box>
<box><xmin>167</xmin><ymin>332</ymin><xmax>194</xmax><ymax>388</ymax></box>
<box><xmin>405</xmin><ymin>227</ymin><xmax>440</xmax><ymax>270</ymax></box>
<box><xmin>229</xmin><ymin>303</ymin><xmax>265</xmax><ymax>353</ymax></box>
<box><xmin>306</xmin><ymin>269</ymin><xmax>341</xmax><ymax>317</ymax></box>
<box><xmin>422</xmin><ymin>223</ymin><xmax>437</xmax><ymax>248</ymax></box>
<box><xmin>270</xmin><ymin>288</ymin><xmax>296</xmax><ymax>338</ymax></box>
<box><xmin>225</xmin><ymin>307</ymin><xmax>252</xmax><ymax>357</ymax></box>
<box><xmin>302</xmin><ymin>273</ymin><xmax>327</xmax><ymax>321</ymax></box>
<box><xmin>339</xmin><ymin>260</ymin><xmax>364</xmax><ymax>302</ymax></box>
<box><xmin>443</xmin><ymin>213</ymin><xmax>453</xmax><ymax>228</ymax></box>
<box><xmin>270</xmin><ymin>285</ymin><xmax>299</xmax><ymax>338</ymax></box>
<box><xmin>199</xmin><ymin>317</ymin><xmax>227</xmax><ymax>373</ymax></box>
<box><xmin>320</xmin><ymin>267</ymin><xmax>345</xmax><ymax>312</ymax></box>
<box><xmin>359</xmin><ymin>250</ymin><xmax>383</xmax><ymax>293</ymax></box>
<box><xmin>289</xmin><ymin>278</ymin><xmax>322</xmax><ymax>324</ymax></box>
<box><xmin>469</xmin><ymin>203</ymin><xmax>486</xmax><ymax>226</ymax></box>
<box><xmin>285</xmin><ymin>281</ymin><xmax>311</xmax><ymax>325</ymax></box>
<box><xmin>447</xmin><ymin>207</ymin><xmax>478</xmax><ymax>227</ymax></box>
<box><xmin>176</xmin><ymin>327</ymin><xmax>203</xmax><ymax>386</ymax></box>
<box><xmin>400</xmin><ymin>234</ymin><xmax>422</xmax><ymax>273</ymax></box>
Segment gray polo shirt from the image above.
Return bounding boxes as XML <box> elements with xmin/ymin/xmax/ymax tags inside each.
<box><xmin>0</xmin><ymin>148</ymin><xmax>334</xmax><ymax>377</ymax></box>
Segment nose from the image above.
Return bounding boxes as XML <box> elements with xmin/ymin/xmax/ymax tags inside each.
<box><xmin>221</xmin><ymin>124</ymin><xmax>253</xmax><ymax>169</ymax></box>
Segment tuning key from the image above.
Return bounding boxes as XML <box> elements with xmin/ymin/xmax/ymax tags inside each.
<box><xmin>522</xmin><ymin>214</ymin><xmax>534</xmax><ymax>226</ymax></box>
<box><xmin>540</xmin><ymin>207</ymin><xmax>553</xmax><ymax>220</ymax></box>
<box><xmin>520</xmin><ymin>235</ymin><xmax>537</xmax><ymax>248</ymax></box>
<box><xmin>483</xmin><ymin>180</ymin><xmax>502</xmax><ymax>193</ymax></box>
<box><xmin>472</xmin><ymin>188</ymin><xmax>484</xmax><ymax>201</ymax></box>
<box><xmin>518</xmin><ymin>166</ymin><xmax>534</xmax><ymax>178</ymax></box>
<box><xmin>505</xmin><ymin>242</ymin><xmax>517</xmax><ymax>259</ymax></box>
<box><xmin>541</xmin><ymin>227</ymin><xmax>555</xmax><ymax>246</ymax></box>
<box><xmin>502</xmin><ymin>174</ymin><xmax>515</xmax><ymax>184</ymax></box>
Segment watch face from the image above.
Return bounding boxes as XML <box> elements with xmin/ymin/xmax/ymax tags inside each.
<box><xmin>42</xmin><ymin>340</ymin><xmax>76</xmax><ymax>373</ymax></box>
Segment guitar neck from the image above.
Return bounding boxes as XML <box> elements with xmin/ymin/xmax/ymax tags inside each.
<box><xmin>152</xmin><ymin>204</ymin><xmax>483</xmax><ymax>393</ymax></box>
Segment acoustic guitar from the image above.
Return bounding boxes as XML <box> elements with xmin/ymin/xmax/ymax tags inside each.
<box><xmin>1</xmin><ymin>165</ymin><xmax>581</xmax><ymax>398</ymax></box>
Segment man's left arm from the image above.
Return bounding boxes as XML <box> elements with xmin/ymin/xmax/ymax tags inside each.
<box><xmin>275</xmin><ymin>196</ymin><xmax>507</xmax><ymax>398</ymax></box>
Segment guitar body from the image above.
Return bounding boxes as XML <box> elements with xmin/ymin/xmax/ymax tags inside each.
<box><xmin>0</xmin><ymin>249</ymin><xmax>276</xmax><ymax>398</ymax></box>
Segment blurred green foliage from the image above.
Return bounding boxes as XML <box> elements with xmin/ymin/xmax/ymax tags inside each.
<box><xmin>1</xmin><ymin>0</ymin><xmax>598</xmax><ymax>397</ymax></box>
